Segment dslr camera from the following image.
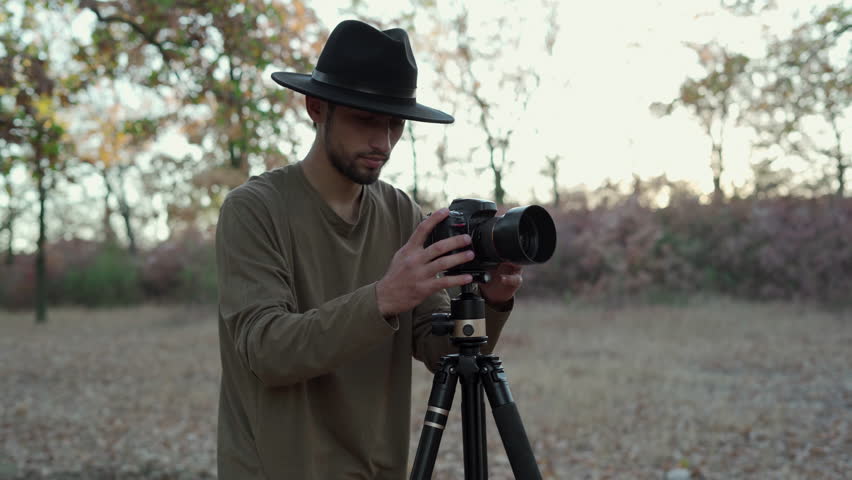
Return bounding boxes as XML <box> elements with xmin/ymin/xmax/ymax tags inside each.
<box><xmin>426</xmin><ymin>198</ymin><xmax>556</xmax><ymax>276</ymax></box>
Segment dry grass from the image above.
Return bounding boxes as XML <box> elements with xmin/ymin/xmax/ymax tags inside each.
<box><xmin>1</xmin><ymin>298</ymin><xmax>850</xmax><ymax>479</ymax></box>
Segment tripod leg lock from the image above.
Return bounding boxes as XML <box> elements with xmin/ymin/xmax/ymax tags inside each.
<box><xmin>479</xmin><ymin>356</ymin><xmax>514</xmax><ymax>408</ymax></box>
<box><xmin>423</xmin><ymin>358</ymin><xmax>459</xmax><ymax>430</ymax></box>
<box><xmin>411</xmin><ymin>357</ymin><xmax>460</xmax><ymax>480</ymax></box>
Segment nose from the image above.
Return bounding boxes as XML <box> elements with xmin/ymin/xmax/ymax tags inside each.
<box><xmin>367</xmin><ymin>121</ymin><xmax>393</xmax><ymax>155</ymax></box>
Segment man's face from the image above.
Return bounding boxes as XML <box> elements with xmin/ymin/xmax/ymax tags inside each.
<box><xmin>322</xmin><ymin>104</ymin><xmax>406</xmax><ymax>185</ymax></box>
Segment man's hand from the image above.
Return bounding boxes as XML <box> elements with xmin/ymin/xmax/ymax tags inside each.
<box><xmin>376</xmin><ymin>209</ymin><xmax>475</xmax><ymax>318</ymax></box>
<box><xmin>479</xmin><ymin>262</ymin><xmax>523</xmax><ymax>306</ymax></box>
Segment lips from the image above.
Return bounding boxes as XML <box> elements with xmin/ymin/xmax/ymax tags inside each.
<box><xmin>360</xmin><ymin>156</ymin><xmax>386</xmax><ymax>169</ymax></box>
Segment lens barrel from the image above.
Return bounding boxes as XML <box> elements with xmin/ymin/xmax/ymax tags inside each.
<box><xmin>473</xmin><ymin>205</ymin><xmax>556</xmax><ymax>265</ymax></box>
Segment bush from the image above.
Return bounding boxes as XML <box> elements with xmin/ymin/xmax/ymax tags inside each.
<box><xmin>59</xmin><ymin>243</ymin><xmax>142</xmax><ymax>307</ymax></box>
<box><xmin>140</xmin><ymin>229</ymin><xmax>217</xmax><ymax>302</ymax></box>
<box><xmin>178</xmin><ymin>240</ymin><xmax>217</xmax><ymax>303</ymax></box>
<box><xmin>2</xmin><ymin>185</ymin><xmax>850</xmax><ymax>310</ymax></box>
<box><xmin>525</xmin><ymin>184</ymin><xmax>852</xmax><ymax>306</ymax></box>
<box><xmin>0</xmin><ymin>255</ymin><xmax>36</xmax><ymax>309</ymax></box>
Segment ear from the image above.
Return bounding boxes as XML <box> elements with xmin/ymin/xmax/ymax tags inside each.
<box><xmin>306</xmin><ymin>96</ymin><xmax>327</xmax><ymax>125</ymax></box>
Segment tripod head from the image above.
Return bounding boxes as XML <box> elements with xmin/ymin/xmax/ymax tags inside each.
<box><xmin>430</xmin><ymin>272</ymin><xmax>491</xmax><ymax>345</ymax></box>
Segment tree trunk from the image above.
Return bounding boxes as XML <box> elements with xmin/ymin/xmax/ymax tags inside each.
<box><xmin>101</xmin><ymin>167</ymin><xmax>116</xmax><ymax>243</ymax></box>
<box><xmin>494</xmin><ymin>169</ymin><xmax>505</xmax><ymax>205</ymax></box>
<box><xmin>3</xmin><ymin>201</ymin><xmax>13</xmax><ymax>266</ymax></box>
<box><xmin>488</xmin><ymin>143</ymin><xmax>505</xmax><ymax>205</ymax></box>
<box><xmin>546</xmin><ymin>156</ymin><xmax>560</xmax><ymax>208</ymax></box>
<box><xmin>711</xmin><ymin>141</ymin><xmax>724</xmax><ymax>203</ymax></box>
<box><xmin>5</xmin><ymin>211</ymin><xmax>13</xmax><ymax>266</ymax></box>
<box><xmin>117</xmin><ymin>166</ymin><xmax>137</xmax><ymax>254</ymax></box>
<box><xmin>832</xmin><ymin>117</ymin><xmax>846</xmax><ymax>197</ymax></box>
<box><xmin>2</xmin><ymin>179</ymin><xmax>13</xmax><ymax>265</ymax></box>
<box><xmin>494</xmin><ymin>137</ymin><xmax>513</xmax><ymax>206</ymax></box>
<box><xmin>408</xmin><ymin>122</ymin><xmax>419</xmax><ymax>204</ymax></box>
<box><xmin>552</xmin><ymin>175</ymin><xmax>560</xmax><ymax>208</ymax></box>
<box><xmin>35</xmin><ymin>160</ymin><xmax>48</xmax><ymax>324</ymax></box>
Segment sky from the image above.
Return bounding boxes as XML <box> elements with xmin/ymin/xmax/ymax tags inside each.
<box><xmin>294</xmin><ymin>0</ymin><xmax>846</xmax><ymax>205</ymax></box>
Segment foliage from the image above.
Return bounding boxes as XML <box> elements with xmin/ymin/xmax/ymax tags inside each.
<box><xmin>140</xmin><ymin>228</ymin><xmax>216</xmax><ymax>302</ymax></box>
<box><xmin>0</xmin><ymin>0</ymin><xmax>90</xmax><ymax>322</ymax></box>
<box><xmin>747</xmin><ymin>3</ymin><xmax>851</xmax><ymax>197</ymax></box>
<box><xmin>1</xmin><ymin>1</ymin><xmax>850</xmax><ymax>314</ymax></box>
<box><xmin>75</xmin><ymin>0</ymin><xmax>326</xmax><ymax>230</ymax></box>
<box><xmin>426</xmin><ymin>0</ymin><xmax>554</xmax><ymax>205</ymax></box>
<box><xmin>58</xmin><ymin>242</ymin><xmax>142</xmax><ymax>306</ymax></box>
<box><xmin>526</xmin><ymin>177</ymin><xmax>852</xmax><ymax>306</ymax></box>
<box><xmin>2</xmin><ymin>180</ymin><xmax>852</xmax><ymax>308</ymax></box>
<box><xmin>651</xmin><ymin>43</ymin><xmax>751</xmax><ymax>202</ymax></box>
<box><xmin>0</xmin><ymin>231</ymin><xmax>217</xmax><ymax>308</ymax></box>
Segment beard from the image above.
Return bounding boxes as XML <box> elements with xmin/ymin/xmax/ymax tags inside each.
<box><xmin>327</xmin><ymin>146</ymin><xmax>384</xmax><ymax>185</ymax></box>
<box><xmin>324</xmin><ymin>120</ymin><xmax>389</xmax><ymax>186</ymax></box>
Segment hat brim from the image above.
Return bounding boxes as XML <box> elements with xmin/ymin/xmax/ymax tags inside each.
<box><xmin>271</xmin><ymin>72</ymin><xmax>454</xmax><ymax>124</ymax></box>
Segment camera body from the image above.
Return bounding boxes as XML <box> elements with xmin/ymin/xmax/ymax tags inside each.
<box><xmin>426</xmin><ymin>198</ymin><xmax>556</xmax><ymax>275</ymax></box>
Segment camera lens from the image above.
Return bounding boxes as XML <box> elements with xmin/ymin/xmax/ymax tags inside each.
<box><xmin>518</xmin><ymin>214</ymin><xmax>539</xmax><ymax>259</ymax></box>
<box><xmin>476</xmin><ymin>205</ymin><xmax>555</xmax><ymax>265</ymax></box>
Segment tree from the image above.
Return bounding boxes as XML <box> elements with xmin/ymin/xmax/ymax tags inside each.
<box><xmin>748</xmin><ymin>4</ymin><xmax>850</xmax><ymax>196</ymax></box>
<box><xmin>76</xmin><ymin>0</ymin><xmax>325</xmax><ymax>229</ymax></box>
<box><xmin>0</xmin><ymin>1</ymin><xmax>84</xmax><ymax>322</ymax></box>
<box><xmin>541</xmin><ymin>155</ymin><xmax>561</xmax><ymax>208</ymax></box>
<box><xmin>430</xmin><ymin>2</ymin><xmax>554</xmax><ymax>205</ymax></box>
<box><xmin>651</xmin><ymin>43</ymin><xmax>750</xmax><ymax>202</ymax></box>
<box><xmin>0</xmin><ymin>147</ymin><xmax>19</xmax><ymax>265</ymax></box>
<box><xmin>73</xmin><ymin>90</ymin><xmax>163</xmax><ymax>253</ymax></box>
<box><xmin>719</xmin><ymin>0</ymin><xmax>777</xmax><ymax>17</ymax></box>
<box><xmin>749</xmin><ymin>157</ymin><xmax>796</xmax><ymax>198</ymax></box>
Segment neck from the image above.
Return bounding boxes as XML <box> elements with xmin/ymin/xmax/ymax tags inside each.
<box><xmin>301</xmin><ymin>140</ymin><xmax>363</xmax><ymax>221</ymax></box>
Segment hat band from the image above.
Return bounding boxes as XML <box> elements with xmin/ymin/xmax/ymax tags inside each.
<box><xmin>311</xmin><ymin>70</ymin><xmax>416</xmax><ymax>99</ymax></box>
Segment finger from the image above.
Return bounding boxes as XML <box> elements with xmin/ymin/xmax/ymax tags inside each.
<box><xmin>428</xmin><ymin>273</ymin><xmax>473</xmax><ymax>291</ymax></box>
<box><xmin>498</xmin><ymin>274</ymin><xmax>522</xmax><ymax>287</ymax></box>
<box><xmin>427</xmin><ymin>249</ymin><xmax>475</xmax><ymax>276</ymax></box>
<box><xmin>408</xmin><ymin>208</ymin><xmax>450</xmax><ymax>247</ymax></box>
<box><xmin>423</xmin><ymin>233</ymin><xmax>472</xmax><ymax>262</ymax></box>
<box><xmin>497</xmin><ymin>262</ymin><xmax>522</xmax><ymax>274</ymax></box>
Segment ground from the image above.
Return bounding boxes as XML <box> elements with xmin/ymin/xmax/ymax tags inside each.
<box><xmin>1</xmin><ymin>298</ymin><xmax>850</xmax><ymax>479</ymax></box>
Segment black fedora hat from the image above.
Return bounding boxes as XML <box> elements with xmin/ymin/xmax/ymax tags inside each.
<box><xmin>271</xmin><ymin>20</ymin><xmax>454</xmax><ymax>124</ymax></box>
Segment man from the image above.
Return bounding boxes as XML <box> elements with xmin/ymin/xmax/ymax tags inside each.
<box><xmin>216</xmin><ymin>20</ymin><xmax>523</xmax><ymax>479</ymax></box>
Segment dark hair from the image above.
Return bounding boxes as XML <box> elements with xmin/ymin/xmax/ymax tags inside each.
<box><xmin>313</xmin><ymin>102</ymin><xmax>337</xmax><ymax>130</ymax></box>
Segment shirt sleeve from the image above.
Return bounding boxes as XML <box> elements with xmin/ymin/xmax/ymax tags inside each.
<box><xmin>216</xmin><ymin>195</ymin><xmax>398</xmax><ymax>388</ymax></box>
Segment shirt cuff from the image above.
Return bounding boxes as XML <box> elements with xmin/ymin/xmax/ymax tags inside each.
<box><xmin>370</xmin><ymin>281</ymin><xmax>400</xmax><ymax>331</ymax></box>
<box><xmin>485</xmin><ymin>296</ymin><xmax>514</xmax><ymax>313</ymax></box>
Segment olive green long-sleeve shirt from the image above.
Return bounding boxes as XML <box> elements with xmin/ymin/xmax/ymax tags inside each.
<box><xmin>216</xmin><ymin>163</ymin><xmax>511</xmax><ymax>479</ymax></box>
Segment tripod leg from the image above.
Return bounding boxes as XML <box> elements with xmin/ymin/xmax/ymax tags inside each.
<box><xmin>410</xmin><ymin>357</ymin><xmax>458</xmax><ymax>480</ymax></box>
<box><xmin>459</xmin><ymin>356</ymin><xmax>488</xmax><ymax>480</ymax></box>
<box><xmin>477</xmin><ymin>383</ymin><xmax>488</xmax><ymax>478</ymax></box>
<box><xmin>479</xmin><ymin>355</ymin><xmax>542</xmax><ymax>480</ymax></box>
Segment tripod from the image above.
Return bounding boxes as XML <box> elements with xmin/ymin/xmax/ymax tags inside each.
<box><xmin>410</xmin><ymin>280</ymin><xmax>542</xmax><ymax>480</ymax></box>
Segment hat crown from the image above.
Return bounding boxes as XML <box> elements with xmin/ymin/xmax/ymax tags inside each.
<box><xmin>269</xmin><ymin>20</ymin><xmax>453</xmax><ymax>123</ymax></box>
<box><xmin>315</xmin><ymin>20</ymin><xmax>418</xmax><ymax>97</ymax></box>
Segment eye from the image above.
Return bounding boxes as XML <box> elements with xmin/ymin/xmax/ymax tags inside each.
<box><xmin>391</xmin><ymin>118</ymin><xmax>405</xmax><ymax>129</ymax></box>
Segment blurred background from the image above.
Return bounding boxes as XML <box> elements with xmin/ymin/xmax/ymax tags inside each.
<box><xmin>1</xmin><ymin>0</ymin><xmax>850</xmax><ymax>479</ymax></box>
<box><xmin>0</xmin><ymin>0</ymin><xmax>850</xmax><ymax>316</ymax></box>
